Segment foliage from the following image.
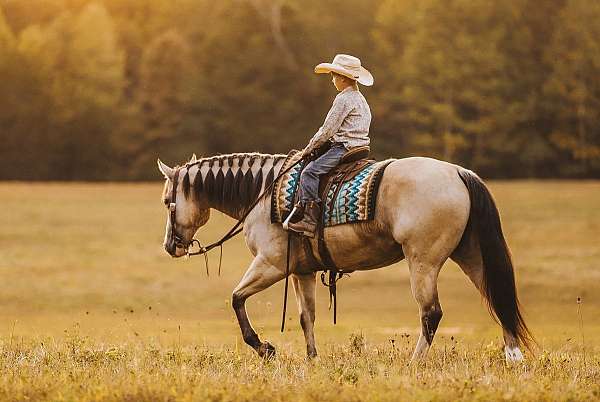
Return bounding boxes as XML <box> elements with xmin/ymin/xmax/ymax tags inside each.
<box><xmin>1</xmin><ymin>0</ymin><xmax>599</xmax><ymax>179</ymax></box>
<box><xmin>0</xmin><ymin>336</ymin><xmax>598</xmax><ymax>401</ymax></box>
<box><xmin>543</xmin><ymin>0</ymin><xmax>600</xmax><ymax>176</ymax></box>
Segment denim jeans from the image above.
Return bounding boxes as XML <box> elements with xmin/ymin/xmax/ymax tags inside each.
<box><xmin>298</xmin><ymin>142</ymin><xmax>347</xmax><ymax>203</ymax></box>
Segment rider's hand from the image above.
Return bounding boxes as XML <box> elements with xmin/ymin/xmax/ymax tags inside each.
<box><xmin>300</xmin><ymin>147</ymin><xmax>311</xmax><ymax>159</ymax></box>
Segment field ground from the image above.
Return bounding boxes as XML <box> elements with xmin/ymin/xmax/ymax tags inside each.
<box><xmin>0</xmin><ymin>181</ymin><xmax>599</xmax><ymax>401</ymax></box>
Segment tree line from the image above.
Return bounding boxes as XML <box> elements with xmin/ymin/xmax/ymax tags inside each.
<box><xmin>1</xmin><ymin>0</ymin><xmax>599</xmax><ymax>180</ymax></box>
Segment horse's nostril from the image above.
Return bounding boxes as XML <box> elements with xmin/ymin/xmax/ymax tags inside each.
<box><xmin>164</xmin><ymin>242</ymin><xmax>176</xmax><ymax>256</ymax></box>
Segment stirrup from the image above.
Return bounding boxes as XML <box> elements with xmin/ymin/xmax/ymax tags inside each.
<box><xmin>286</xmin><ymin>222</ymin><xmax>316</xmax><ymax>238</ymax></box>
<box><xmin>282</xmin><ymin>205</ymin><xmax>300</xmax><ymax>230</ymax></box>
<box><xmin>288</xmin><ymin>223</ymin><xmax>317</xmax><ymax>239</ymax></box>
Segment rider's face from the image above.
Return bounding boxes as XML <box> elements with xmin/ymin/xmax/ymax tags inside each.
<box><xmin>331</xmin><ymin>72</ymin><xmax>345</xmax><ymax>91</ymax></box>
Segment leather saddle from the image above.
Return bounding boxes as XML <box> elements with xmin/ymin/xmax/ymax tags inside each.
<box><xmin>311</xmin><ymin>143</ymin><xmax>373</xmax><ymax>203</ymax></box>
<box><xmin>301</xmin><ymin>143</ymin><xmax>373</xmax><ymax>323</ymax></box>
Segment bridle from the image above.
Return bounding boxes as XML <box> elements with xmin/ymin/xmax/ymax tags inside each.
<box><xmin>166</xmin><ymin>157</ymin><xmax>304</xmax><ymax>274</ymax></box>
<box><xmin>168</xmin><ymin>165</ymin><xmax>212</xmax><ymax>273</ymax></box>
<box><xmin>169</xmin><ymin>168</ymin><xmax>196</xmax><ymax>250</ymax></box>
<box><xmin>165</xmin><ymin>152</ymin><xmax>340</xmax><ymax>332</ymax></box>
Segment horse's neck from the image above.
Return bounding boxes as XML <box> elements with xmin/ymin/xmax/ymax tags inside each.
<box><xmin>188</xmin><ymin>152</ymin><xmax>287</xmax><ymax>219</ymax></box>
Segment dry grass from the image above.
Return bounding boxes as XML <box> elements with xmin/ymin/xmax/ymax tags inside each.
<box><xmin>0</xmin><ymin>181</ymin><xmax>599</xmax><ymax>401</ymax></box>
<box><xmin>0</xmin><ymin>333</ymin><xmax>598</xmax><ymax>401</ymax></box>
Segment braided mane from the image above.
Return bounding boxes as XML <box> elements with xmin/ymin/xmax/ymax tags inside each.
<box><xmin>180</xmin><ymin>152</ymin><xmax>286</xmax><ymax>218</ymax></box>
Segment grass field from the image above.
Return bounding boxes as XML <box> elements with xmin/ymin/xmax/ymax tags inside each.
<box><xmin>0</xmin><ymin>181</ymin><xmax>599</xmax><ymax>401</ymax></box>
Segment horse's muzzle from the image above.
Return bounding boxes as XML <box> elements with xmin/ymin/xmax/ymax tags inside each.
<box><xmin>164</xmin><ymin>241</ymin><xmax>186</xmax><ymax>258</ymax></box>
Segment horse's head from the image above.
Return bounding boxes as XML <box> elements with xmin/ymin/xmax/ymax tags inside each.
<box><xmin>157</xmin><ymin>155</ymin><xmax>210</xmax><ymax>257</ymax></box>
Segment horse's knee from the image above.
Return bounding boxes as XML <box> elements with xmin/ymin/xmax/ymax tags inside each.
<box><xmin>300</xmin><ymin>311</ymin><xmax>314</xmax><ymax>331</ymax></box>
<box><xmin>231</xmin><ymin>292</ymin><xmax>245</xmax><ymax>310</ymax></box>
<box><xmin>421</xmin><ymin>305</ymin><xmax>443</xmax><ymax>344</ymax></box>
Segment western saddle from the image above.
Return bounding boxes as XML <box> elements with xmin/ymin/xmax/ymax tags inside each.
<box><xmin>300</xmin><ymin>143</ymin><xmax>373</xmax><ymax>324</ymax></box>
<box><xmin>315</xmin><ymin>143</ymin><xmax>372</xmax><ymax>208</ymax></box>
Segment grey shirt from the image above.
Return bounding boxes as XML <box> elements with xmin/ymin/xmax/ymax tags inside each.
<box><xmin>306</xmin><ymin>86</ymin><xmax>372</xmax><ymax>152</ymax></box>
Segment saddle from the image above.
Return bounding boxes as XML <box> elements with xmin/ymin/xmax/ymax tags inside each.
<box><xmin>319</xmin><ymin>146</ymin><xmax>375</xmax><ymax>199</ymax></box>
<box><xmin>304</xmin><ymin>144</ymin><xmax>372</xmax><ymax>324</ymax></box>
<box><xmin>310</xmin><ymin>146</ymin><xmax>375</xmax><ymax>280</ymax></box>
<box><xmin>271</xmin><ymin>144</ymin><xmax>394</xmax><ymax>325</ymax></box>
<box><xmin>316</xmin><ymin>144</ymin><xmax>372</xmax><ymax>205</ymax></box>
<box><xmin>275</xmin><ymin>143</ymin><xmax>384</xmax><ymax>267</ymax></box>
<box><xmin>271</xmin><ymin>143</ymin><xmax>393</xmax><ymax>231</ymax></box>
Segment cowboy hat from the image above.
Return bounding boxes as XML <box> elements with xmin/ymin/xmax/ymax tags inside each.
<box><xmin>314</xmin><ymin>54</ymin><xmax>374</xmax><ymax>86</ymax></box>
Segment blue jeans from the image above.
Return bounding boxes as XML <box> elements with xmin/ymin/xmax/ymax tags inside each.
<box><xmin>298</xmin><ymin>142</ymin><xmax>347</xmax><ymax>203</ymax></box>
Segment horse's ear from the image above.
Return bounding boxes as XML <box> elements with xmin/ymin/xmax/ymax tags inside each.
<box><xmin>190</xmin><ymin>153</ymin><xmax>197</xmax><ymax>163</ymax></box>
<box><xmin>157</xmin><ymin>158</ymin><xmax>175</xmax><ymax>180</ymax></box>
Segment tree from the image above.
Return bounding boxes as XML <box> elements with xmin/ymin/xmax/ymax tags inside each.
<box><xmin>185</xmin><ymin>1</ymin><xmax>314</xmax><ymax>155</ymax></box>
<box><xmin>45</xmin><ymin>3</ymin><xmax>125</xmax><ymax>179</ymax></box>
<box><xmin>118</xmin><ymin>29</ymin><xmax>193</xmax><ymax>179</ymax></box>
<box><xmin>397</xmin><ymin>0</ymin><xmax>510</xmax><ymax>172</ymax></box>
<box><xmin>370</xmin><ymin>0</ymin><xmax>420</xmax><ymax>157</ymax></box>
<box><xmin>544</xmin><ymin>0</ymin><xmax>600</xmax><ymax>176</ymax></box>
<box><xmin>0</xmin><ymin>7</ymin><xmax>24</xmax><ymax>177</ymax></box>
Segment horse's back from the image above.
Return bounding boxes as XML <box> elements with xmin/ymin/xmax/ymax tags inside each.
<box><xmin>320</xmin><ymin>156</ymin><xmax>470</xmax><ymax>270</ymax></box>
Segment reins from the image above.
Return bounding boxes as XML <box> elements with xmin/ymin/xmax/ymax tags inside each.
<box><xmin>170</xmin><ymin>152</ymin><xmax>343</xmax><ymax>333</ymax></box>
<box><xmin>173</xmin><ymin>156</ymin><xmax>305</xmax><ymax>274</ymax></box>
<box><xmin>171</xmin><ymin>156</ymin><xmax>304</xmax><ymax>332</ymax></box>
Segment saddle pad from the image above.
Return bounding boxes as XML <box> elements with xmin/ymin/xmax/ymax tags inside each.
<box><xmin>270</xmin><ymin>150</ymin><xmax>394</xmax><ymax>227</ymax></box>
<box><xmin>270</xmin><ymin>150</ymin><xmax>307</xmax><ymax>223</ymax></box>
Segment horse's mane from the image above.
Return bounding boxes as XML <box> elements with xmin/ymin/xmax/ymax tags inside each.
<box><xmin>180</xmin><ymin>152</ymin><xmax>287</xmax><ymax>217</ymax></box>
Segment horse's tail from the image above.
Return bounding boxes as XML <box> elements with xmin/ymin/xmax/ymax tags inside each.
<box><xmin>457</xmin><ymin>168</ymin><xmax>533</xmax><ymax>350</ymax></box>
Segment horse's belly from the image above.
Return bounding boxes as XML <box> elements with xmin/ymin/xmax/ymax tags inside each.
<box><xmin>314</xmin><ymin>223</ymin><xmax>404</xmax><ymax>271</ymax></box>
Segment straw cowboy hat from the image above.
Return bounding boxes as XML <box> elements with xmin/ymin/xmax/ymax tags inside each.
<box><xmin>314</xmin><ymin>54</ymin><xmax>374</xmax><ymax>86</ymax></box>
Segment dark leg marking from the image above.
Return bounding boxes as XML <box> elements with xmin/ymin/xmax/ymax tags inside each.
<box><xmin>232</xmin><ymin>292</ymin><xmax>276</xmax><ymax>359</ymax></box>
<box><xmin>421</xmin><ymin>305</ymin><xmax>443</xmax><ymax>345</ymax></box>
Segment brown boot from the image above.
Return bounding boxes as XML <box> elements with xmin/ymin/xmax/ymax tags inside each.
<box><xmin>286</xmin><ymin>201</ymin><xmax>305</xmax><ymax>224</ymax></box>
<box><xmin>287</xmin><ymin>201</ymin><xmax>320</xmax><ymax>238</ymax></box>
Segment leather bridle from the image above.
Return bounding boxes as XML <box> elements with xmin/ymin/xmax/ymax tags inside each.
<box><xmin>166</xmin><ymin>158</ymin><xmax>303</xmax><ymax>274</ymax></box>
<box><xmin>167</xmin><ymin>165</ymin><xmax>202</xmax><ymax>251</ymax></box>
<box><xmin>165</xmin><ymin>152</ymin><xmax>343</xmax><ymax>332</ymax></box>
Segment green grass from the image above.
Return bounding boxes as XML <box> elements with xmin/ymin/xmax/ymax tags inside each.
<box><xmin>0</xmin><ymin>181</ymin><xmax>599</xmax><ymax>401</ymax></box>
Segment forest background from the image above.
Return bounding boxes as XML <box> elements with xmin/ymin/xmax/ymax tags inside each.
<box><xmin>1</xmin><ymin>0</ymin><xmax>599</xmax><ymax>180</ymax></box>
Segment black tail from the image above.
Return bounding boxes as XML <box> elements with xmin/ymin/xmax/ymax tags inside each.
<box><xmin>457</xmin><ymin>168</ymin><xmax>533</xmax><ymax>349</ymax></box>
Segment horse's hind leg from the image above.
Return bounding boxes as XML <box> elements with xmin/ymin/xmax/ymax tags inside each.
<box><xmin>232</xmin><ymin>255</ymin><xmax>286</xmax><ymax>358</ymax></box>
<box><xmin>292</xmin><ymin>273</ymin><xmax>317</xmax><ymax>358</ymax></box>
<box><xmin>405</xmin><ymin>252</ymin><xmax>444</xmax><ymax>362</ymax></box>
<box><xmin>451</xmin><ymin>236</ymin><xmax>524</xmax><ymax>362</ymax></box>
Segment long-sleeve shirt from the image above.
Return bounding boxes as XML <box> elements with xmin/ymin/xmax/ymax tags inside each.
<box><xmin>306</xmin><ymin>86</ymin><xmax>371</xmax><ymax>152</ymax></box>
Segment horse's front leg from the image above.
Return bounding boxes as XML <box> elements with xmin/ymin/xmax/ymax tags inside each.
<box><xmin>292</xmin><ymin>273</ymin><xmax>317</xmax><ymax>358</ymax></box>
<box><xmin>231</xmin><ymin>255</ymin><xmax>286</xmax><ymax>358</ymax></box>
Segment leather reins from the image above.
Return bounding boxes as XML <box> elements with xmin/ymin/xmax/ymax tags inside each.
<box><xmin>168</xmin><ymin>158</ymin><xmax>303</xmax><ymax>275</ymax></box>
<box><xmin>168</xmin><ymin>153</ymin><xmax>342</xmax><ymax>333</ymax></box>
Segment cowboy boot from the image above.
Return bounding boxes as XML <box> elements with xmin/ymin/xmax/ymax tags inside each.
<box><xmin>282</xmin><ymin>201</ymin><xmax>305</xmax><ymax>230</ymax></box>
<box><xmin>287</xmin><ymin>201</ymin><xmax>320</xmax><ymax>238</ymax></box>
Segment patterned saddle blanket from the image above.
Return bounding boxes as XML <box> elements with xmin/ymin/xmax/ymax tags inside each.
<box><xmin>270</xmin><ymin>150</ymin><xmax>394</xmax><ymax>227</ymax></box>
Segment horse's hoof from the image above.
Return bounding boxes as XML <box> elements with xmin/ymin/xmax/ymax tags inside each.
<box><xmin>258</xmin><ymin>341</ymin><xmax>276</xmax><ymax>359</ymax></box>
<box><xmin>505</xmin><ymin>346</ymin><xmax>524</xmax><ymax>363</ymax></box>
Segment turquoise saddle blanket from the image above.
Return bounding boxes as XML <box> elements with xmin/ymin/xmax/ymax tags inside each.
<box><xmin>270</xmin><ymin>150</ymin><xmax>394</xmax><ymax>227</ymax></box>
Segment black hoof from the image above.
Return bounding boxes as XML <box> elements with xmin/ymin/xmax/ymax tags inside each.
<box><xmin>258</xmin><ymin>341</ymin><xmax>276</xmax><ymax>359</ymax></box>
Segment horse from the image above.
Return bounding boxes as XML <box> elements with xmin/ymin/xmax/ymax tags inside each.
<box><xmin>157</xmin><ymin>152</ymin><xmax>533</xmax><ymax>363</ymax></box>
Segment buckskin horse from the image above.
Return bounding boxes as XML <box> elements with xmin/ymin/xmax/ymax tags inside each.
<box><xmin>157</xmin><ymin>152</ymin><xmax>532</xmax><ymax>363</ymax></box>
